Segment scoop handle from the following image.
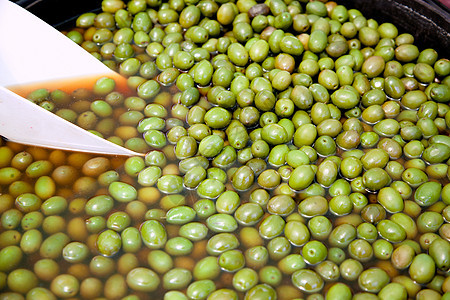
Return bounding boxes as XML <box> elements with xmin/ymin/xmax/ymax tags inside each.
<box><xmin>0</xmin><ymin>0</ymin><xmax>144</xmax><ymax>157</ymax></box>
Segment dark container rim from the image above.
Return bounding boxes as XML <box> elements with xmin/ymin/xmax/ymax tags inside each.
<box><xmin>12</xmin><ymin>0</ymin><xmax>450</xmax><ymax>56</ymax></box>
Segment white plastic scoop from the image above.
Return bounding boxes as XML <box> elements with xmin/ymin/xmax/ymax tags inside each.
<box><xmin>0</xmin><ymin>0</ymin><xmax>144</xmax><ymax>156</ymax></box>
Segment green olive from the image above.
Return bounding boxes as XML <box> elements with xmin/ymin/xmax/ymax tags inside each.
<box><xmin>96</xmin><ymin>229</ymin><xmax>122</xmax><ymax>257</ymax></box>
<box><xmin>126</xmin><ymin>267</ymin><xmax>160</xmax><ymax>292</ymax></box>
<box><xmin>291</xmin><ymin>269</ymin><xmax>324</xmax><ymax>293</ymax></box>
<box><xmin>409</xmin><ymin>253</ymin><xmax>436</xmax><ymax>284</ymax></box>
<box><xmin>140</xmin><ymin>220</ymin><xmax>167</xmax><ymax>249</ymax></box>
<box><xmin>358</xmin><ymin>267</ymin><xmax>390</xmax><ymax>293</ymax></box>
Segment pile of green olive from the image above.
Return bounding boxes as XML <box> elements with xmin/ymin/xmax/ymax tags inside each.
<box><xmin>1</xmin><ymin>0</ymin><xmax>450</xmax><ymax>298</ymax></box>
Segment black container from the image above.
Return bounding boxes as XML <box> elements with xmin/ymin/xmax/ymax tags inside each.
<box><xmin>13</xmin><ymin>0</ymin><xmax>103</xmax><ymax>28</ymax></box>
<box><xmin>338</xmin><ymin>0</ymin><xmax>450</xmax><ymax>55</ymax></box>
<box><xmin>14</xmin><ymin>0</ymin><xmax>450</xmax><ymax>55</ymax></box>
